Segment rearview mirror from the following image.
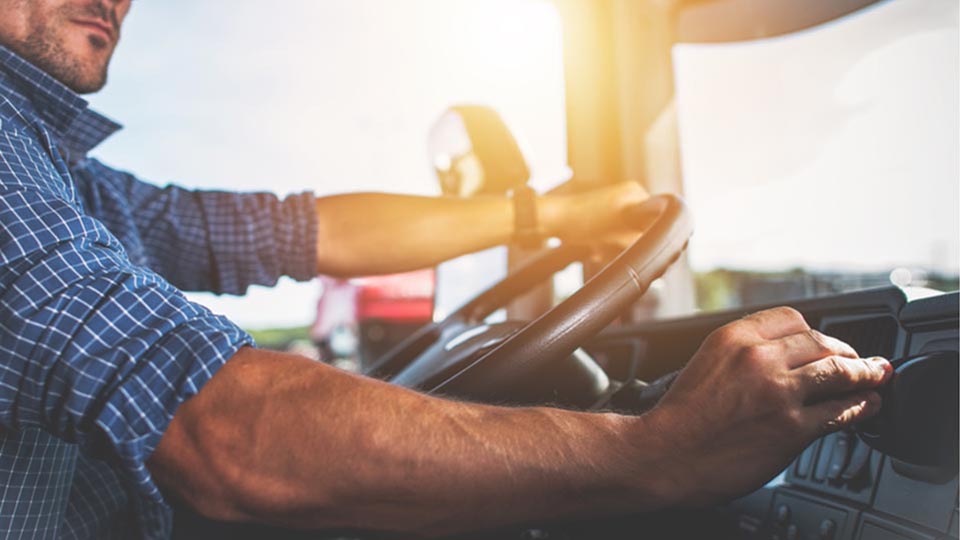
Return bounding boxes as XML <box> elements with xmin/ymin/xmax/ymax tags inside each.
<box><xmin>428</xmin><ymin>105</ymin><xmax>530</xmax><ymax>197</ymax></box>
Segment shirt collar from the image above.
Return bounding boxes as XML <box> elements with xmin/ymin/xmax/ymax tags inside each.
<box><xmin>0</xmin><ymin>43</ymin><xmax>121</xmax><ymax>158</ymax></box>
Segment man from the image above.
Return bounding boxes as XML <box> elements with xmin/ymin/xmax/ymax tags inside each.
<box><xmin>0</xmin><ymin>0</ymin><xmax>892</xmax><ymax>538</ymax></box>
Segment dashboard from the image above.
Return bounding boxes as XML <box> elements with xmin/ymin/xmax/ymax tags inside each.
<box><xmin>580</xmin><ymin>287</ymin><xmax>959</xmax><ymax>540</ymax></box>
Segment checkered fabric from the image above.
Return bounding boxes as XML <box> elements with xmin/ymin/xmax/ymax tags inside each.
<box><xmin>0</xmin><ymin>44</ymin><xmax>318</xmax><ymax>538</ymax></box>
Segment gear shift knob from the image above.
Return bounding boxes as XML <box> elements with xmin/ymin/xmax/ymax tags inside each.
<box><xmin>856</xmin><ymin>351</ymin><xmax>958</xmax><ymax>470</ymax></box>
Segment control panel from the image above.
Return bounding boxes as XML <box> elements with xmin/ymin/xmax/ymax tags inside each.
<box><xmin>736</xmin><ymin>298</ymin><xmax>960</xmax><ymax>540</ymax></box>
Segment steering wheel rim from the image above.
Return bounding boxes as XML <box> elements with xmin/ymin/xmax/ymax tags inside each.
<box><xmin>363</xmin><ymin>246</ymin><xmax>592</xmax><ymax>380</ymax></box>
<box><xmin>367</xmin><ymin>194</ymin><xmax>693</xmax><ymax>406</ymax></box>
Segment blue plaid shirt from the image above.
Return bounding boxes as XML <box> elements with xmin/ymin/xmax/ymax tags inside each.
<box><xmin>0</xmin><ymin>45</ymin><xmax>318</xmax><ymax>538</ymax></box>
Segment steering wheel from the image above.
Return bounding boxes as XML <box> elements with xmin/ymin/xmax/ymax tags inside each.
<box><xmin>364</xmin><ymin>194</ymin><xmax>693</xmax><ymax>408</ymax></box>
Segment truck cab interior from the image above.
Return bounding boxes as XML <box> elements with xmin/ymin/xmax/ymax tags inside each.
<box><xmin>166</xmin><ymin>0</ymin><xmax>958</xmax><ymax>538</ymax></box>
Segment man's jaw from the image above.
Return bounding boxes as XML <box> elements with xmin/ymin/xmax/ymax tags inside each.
<box><xmin>17</xmin><ymin>24</ymin><xmax>112</xmax><ymax>94</ymax></box>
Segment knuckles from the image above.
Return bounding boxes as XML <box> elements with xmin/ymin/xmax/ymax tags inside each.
<box><xmin>774</xmin><ymin>305</ymin><xmax>805</xmax><ymax>322</ymax></box>
<box><xmin>735</xmin><ymin>342</ymin><xmax>778</xmax><ymax>371</ymax></box>
<box><xmin>824</xmin><ymin>356</ymin><xmax>854</xmax><ymax>385</ymax></box>
<box><xmin>760</xmin><ymin>306</ymin><xmax>808</xmax><ymax>328</ymax></box>
<box><xmin>763</xmin><ymin>375</ymin><xmax>799</xmax><ymax>409</ymax></box>
<box><xmin>804</xmin><ymin>329</ymin><xmax>834</xmax><ymax>356</ymax></box>
<box><xmin>704</xmin><ymin>324</ymin><xmax>742</xmax><ymax>350</ymax></box>
<box><xmin>808</xmin><ymin>356</ymin><xmax>857</xmax><ymax>391</ymax></box>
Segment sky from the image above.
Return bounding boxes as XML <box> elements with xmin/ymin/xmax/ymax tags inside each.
<box><xmin>86</xmin><ymin>0</ymin><xmax>958</xmax><ymax>328</ymax></box>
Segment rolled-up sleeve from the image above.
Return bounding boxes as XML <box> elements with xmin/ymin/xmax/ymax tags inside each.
<box><xmin>0</xmin><ymin>185</ymin><xmax>253</xmax><ymax>502</ymax></box>
<box><xmin>74</xmin><ymin>159</ymin><xmax>318</xmax><ymax>295</ymax></box>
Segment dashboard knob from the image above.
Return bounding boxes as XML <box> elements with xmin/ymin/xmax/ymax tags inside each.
<box><xmin>856</xmin><ymin>351</ymin><xmax>959</xmax><ymax>470</ymax></box>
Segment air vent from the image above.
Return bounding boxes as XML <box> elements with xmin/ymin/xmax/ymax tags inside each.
<box><xmin>820</xmin><ymin>316</ymin><xmax>899</xmax><ymax>359</ymax></box>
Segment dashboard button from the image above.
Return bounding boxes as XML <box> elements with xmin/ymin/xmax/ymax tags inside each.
<box><xmin>819</xmin><ymin>518</ymin><xmax>836</xmax><ymax>540</ymax></box>
<box><xmin>828</xmin><ymin>432</ymin><xmax>853</xmax><ymax>481</ymax></box>
<box><xmin>776</xmin><ymin>504</ymin><xmax>791</xmax><ymax>525</ymax></box>
<box><xmin>796</xmin><ymin>441</ymin><xmax>818</xmax><ymax>478</ymax></box>
<box><xmin>814</xmin><ymin>433</ymin><xmax>837</xmax><ymax>481</ymax></box>
<box><xmin>842</xmin><ymin>438</ymin><xmax>872</xmax><ymax>482</ymax></box>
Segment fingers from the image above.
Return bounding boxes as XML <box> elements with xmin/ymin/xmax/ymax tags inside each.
<box><xmin>766</xmin><ymin>329</ymin><xmax>859</xmax><ymax>369</ymax></box>
<box><xmin>808</xmin><ymin>330</ymin><xmax>859</xmax><ymax>359</ymax></box>
<box><xmin>741</xmin><ymin>307</ymin><xmax>810</xmax><ymax>340</ymax></box>
<box><xmin>805</xmin><ymin>390</ymin><xmax>883</xmax><ymax>435</ymax></box>
<box><xmin>619</xmin><ymin>202</ymin><xmax>662</xmax><ymax>230</ymax></box>
<box><xmin>615</xmin><ymin>180</ymin><xmax>650</xmax><ymax>205</ymax></box>
<box><xmin>794</xmin><ymin>355</ymin><xmax>892</xmax><ymax>402</ymax></box>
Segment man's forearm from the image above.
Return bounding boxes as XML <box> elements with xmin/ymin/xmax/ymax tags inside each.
<box><xmin>314</xmin><ymin>193</ymin><xmax>514</xmax><ymax>277</ymax></box>
<box><xmin>312</xmin><ymin>183</ymin><xmax>650</xmax><ymax>278</ymax></box>
<box><xmin>148</xmin><ymin>348</ymin><xmax>675</xmax><ymax>535</ymax></box>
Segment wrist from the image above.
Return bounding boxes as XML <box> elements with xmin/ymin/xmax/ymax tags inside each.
<box><xmin>614</xmin><ymin>410</ymin><xmax>690</xmax><ymax>509</ymax></box>
<box><xmin>537</xmin><ymin>193</ymin><xmax>568</xmax><ymax>239</ymax></box>
<box><xmin>510</xmin><ymin>186</ymin><xmax>543</xmax><ymax>247</ymax></box>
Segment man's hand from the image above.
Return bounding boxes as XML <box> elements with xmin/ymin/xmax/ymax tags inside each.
<box><xmin>541</xmin><ymin>180</ymin><xmax>651</xmax><ymax>252</ymax></box>
<box><xmin>640</xmin><ymin>307</ymin><xmax>892</xmax><ymax>506</ymax></box>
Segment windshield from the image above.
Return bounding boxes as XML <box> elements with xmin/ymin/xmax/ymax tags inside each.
<box><xmin>673</xmin><ymin>0</ymin><xmax>959</xmax><ymax>311</ymax></box>
<box><xmin>89</xmin><ymin>0</ymin><xmax>567</xmax><ymax>329</ymax></box>
<box><xmin>88</xmin><ymin>0</ymin><xmax>957</xmax><ymax>332</ymax></box>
